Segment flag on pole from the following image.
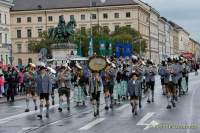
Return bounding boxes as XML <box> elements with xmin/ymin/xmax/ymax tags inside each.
<box><xmin>77</xmin><ymin>38</ymin><xmax>82</xmax><ymax>56</ymax></box>
<box><xmin>88</xmin><ymin>36</ymin><xmax>93</xmax><ymax>57</ymax></box>
<box><xmin>99</xmin><ymin>40</ymin><xmax>106</xmax><ymax>56</ymax></box>
<box><xmin>108</xmin><ymin>41</ymin><xmax>113</xmax><ymax>56</ymax></box>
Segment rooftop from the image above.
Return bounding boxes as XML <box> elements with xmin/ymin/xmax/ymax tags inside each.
<box><xmin>11</xmin><ymin>0</ymin><xmax>138</xmax><ymax>11</ymax></box>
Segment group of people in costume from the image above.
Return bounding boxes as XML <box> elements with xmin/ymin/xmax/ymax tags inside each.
<box><xmin>19</xmin><ymin>55</ymin><xmax>194</xmax><ymax>119</ymax></box>
<box><xmin>158</xmin><ymin>57</ymin><xmax>191</xmax><ymax>109</ymax></box>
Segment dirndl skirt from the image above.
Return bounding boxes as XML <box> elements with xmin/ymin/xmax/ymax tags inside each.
<box><xmin>181</xmin><ymin>77</ymin><xmax>187</xmax><ymax>92</ymax></box>
<box><xmin>73</xmin><ymin>86</ymin><xmax>86</xmax><ymax>102</ymax></box>
<box><xmin>121</xmin><ymin>80</ymin><xmax>128</xmax><ymax>96</ymax></box>
<box><xmin>113</xmin><ymin>82</ymin><xmax>122</xmax><ymax>100</ymax></box>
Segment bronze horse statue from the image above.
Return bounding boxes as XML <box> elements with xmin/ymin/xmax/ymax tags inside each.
<box><xmin>48</xmin><ymin>15</ymin><xmax>77</xmax><ymax>42</ymax></box>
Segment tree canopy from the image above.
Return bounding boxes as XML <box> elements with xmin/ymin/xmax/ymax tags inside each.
<box><xmin>28</xmin><ymin>25</ymin><xmax>147</xmax><ymax>57</ymax></box>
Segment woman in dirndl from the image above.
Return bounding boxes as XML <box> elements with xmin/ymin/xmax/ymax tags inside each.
<box><xmin>113</xmin><ymin>71</ymin><xmax>122</xmax><ymax>104</ymax></box>
<box><xmin>73</xmin><ymin>69</ymin><xmax>86</xmax><ymax>106</ymax></box>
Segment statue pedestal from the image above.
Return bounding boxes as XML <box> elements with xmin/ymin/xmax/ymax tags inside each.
<box><xmin>51</xmin><ymin>43</ymin><xmax>77</xmax><ymax>64</ymax></box>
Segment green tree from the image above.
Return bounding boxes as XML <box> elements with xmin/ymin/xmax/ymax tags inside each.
<box><xmin>111</xmin><ymin>26</ymin><xmax>147</xmax><ymax>55</ymax></box>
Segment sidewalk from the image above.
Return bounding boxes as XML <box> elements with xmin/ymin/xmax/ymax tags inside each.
<box><xmin>0</xmin><ymin>95</ymin><xmax>26</xmax><ymax>104</ymax></box>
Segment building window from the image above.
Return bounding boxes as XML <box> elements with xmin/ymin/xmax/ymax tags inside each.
<box><xmin>5</xmin><ymin>33</ymin><xmax>7</xmax><ymax>44</ymax></box>
<box><xmin>38</xmin><ymin>29</ymin><xmax>42</xmax><ymax>37</ymax></box>
<box><xmin>114</xmin><ymin>13</ymin><xmax>119</xmax><ymax>18</ymax></box>
<box><xmin>115</xmin><ymin>25</ymin><xmax>120</xmax><ymax>31</ymax></box>
<box><xmin>27</xmin><ymin>29</ymin><xmax>32</xmax><ymax>38</ymax></box>
<box><xmin>103</xmin><ymin>26</ymin><xmax>109</xmax><ymax>33</ymax></box>
<box><xmin>17</xmin><ymin>18</ymin><xmax>21</xmax><ymax>23</ymax></box>
<box><xmin>27</xmin><ymin>17</ymin><xmax>31</xmax><ymax>22</ymax></box>
<box><xmin>17</xmin><ymin>30</ymin><xmax>22</xmax><ymax>38</ymax></box>
<box><xmin>0</xmin><ymin>13</ymin><xmax>1</xmax><ymax>24</ymax></box>
<box><xmin>81</xmin><ymin>27</ymin><xmax>86</xmax><ymax>33</ymax></box>
<box><xmin>126</xmin><ymin>12</ymin><xmax>131</xmax><ymax>18</ymax></box>
<box><xmin>103</xmin><ymin>13</ymin><xmax>108</xmax><ymax>19</ymax></box>
<box><xmin>91</xmin><ymin>14</ymin><xmax>96</xmax><ymax>19</ymax></box>
<box><xmin>81</xmin><ymin>14</ymin><xmax>85</xmax><ymax>20</ymax></box>
<box><xmin>126</xmin><ymin>25</ymin><xmax>131</xmax><ymax>28</ymax></box>
<box><xmin>48</xmin><ymin>16</ymin><xmax>53</xmax><ymax>21</ymax></box>
<box><xmin>38</xmin><ymin>17</ymin><xmax>42</xmax><ymax>22</ymax></box>
<box><xmin>28</xmin><ymin>58</ymin><xmax>32</xmax><ymax>63</ymax></box>
<box><xmin>0</xmin><ymin>33</ymin><xmax>2</xmax><ymax>44</ymax></box>
<box><xmin>17</xmin><ymin>44</ymin><xmax>22</xmax><ymax>53</ymax></box>
<box><xmin>70</xmin><ymin>15</ymin><xmax>74</xmax><ymax>19</ymax></box>
<box><xmin>18</xmin><ymin>58</ymin><xmax>22</xmax><ymax>64</ymax></box>
<box><xmin>5</xmin><ymin>14</ymin><xmax>6</xmax><ymax>24</ymax></box>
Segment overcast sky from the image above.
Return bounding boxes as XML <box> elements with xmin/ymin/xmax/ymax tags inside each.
<box><xmin>142</xmin><ymin>0</ymin><xmax>200</xmax><ymax>42</ymax></box>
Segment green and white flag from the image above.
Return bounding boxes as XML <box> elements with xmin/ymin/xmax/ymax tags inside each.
<box><xmin>88</xmin><ymin>36</ymin><xmax>93</xmax><ymax>57</ymax></box>
<box><xmin>108</xmin><ymin>42</ymin><xmax>113</xmax><ymax>56</ymax></box>
<box><xmin>99</xmin><ymin>40</ymin><xmax>106</xmax><ymax>56</ymax></box>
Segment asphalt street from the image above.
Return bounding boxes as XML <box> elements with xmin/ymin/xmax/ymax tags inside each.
<box><xmin>0</xmin><ymin>73</ymin><xmax>200</xmax><ymax>133</ymax></box>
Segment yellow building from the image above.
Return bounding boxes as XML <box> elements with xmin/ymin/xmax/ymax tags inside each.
<box><xmin>10</xmin><ymin>0</ymin><xmax>150</xmax><ymax>65</ymax></box>
<box><xmin>189</xmin><ymin>38</ymin><xmax>198</xmax><ymax>56</ymax></box>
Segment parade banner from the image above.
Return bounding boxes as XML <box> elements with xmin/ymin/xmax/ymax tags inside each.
<box><xmin>88</xmin><ymin>56</ymin><xmax>107</xmax><ymax>72</ymax></box>
<box><xmin>123</xmin><ymin>43</ymin><xmax>132</xmax><ymax>57</ymax></box>
<box><xmin>115</xmin><ymin>43</ymin><xmax>121</xmax><ymax>58</ymax></box>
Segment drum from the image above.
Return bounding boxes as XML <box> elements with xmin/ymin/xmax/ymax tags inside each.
<box><xmin>88</xmin><ymin>56</ymin><xmax>107</xmax><ymax>72</ymax></box>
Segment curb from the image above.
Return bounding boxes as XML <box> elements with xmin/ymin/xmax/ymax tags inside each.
<box><xmin>0</xmin><ymin>96</ymin><xmax>26</xmax><ymax>104</ymax></box>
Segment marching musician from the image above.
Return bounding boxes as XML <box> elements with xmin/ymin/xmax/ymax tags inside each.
<box><xmin>145</xmin><ymin>60</ymin><xmax>157</xmax><ymax>103</ymax></box>
<box><xmin>57</xmin><ymin>65</ymin><xmax>72</xmax><ymax>112</ymax></box>
<box><xmin>158</xmin><ymin>61</ymin><xmax>167</xmax><ymax>95</ymax></box>
<box><xmin>73</xmin><ymin>62</ymin><xmax>86</xmax><ymax>106</ymax></box>
<box><xmin>101</xmin><ymin>61</ymin><xmax>115</xmax><ymax>110</ymax></box>
<box><xmin>36</xmin><ymin>66</ymin><xmax>52</xmax><ymax>119</ymax></box>
<box><xmin>24</xmin><ymin>64</ymin><xmax>38</xmax><ymax>112</ymax></box>
<box><xmin>89</xmin><ymin>72</ymin><xmax>103</xmax><ymax>117</ymax></box>
<box><xmin>165</xmin><ymin>58</ymin><xmax>176</xmax><ymax>109</ymax></box>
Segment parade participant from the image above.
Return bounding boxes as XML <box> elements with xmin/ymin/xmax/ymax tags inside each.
<box><xmin>36</xmin><ymin>66</ymin><xmax>52</xmax><ymax>119</ymax></box>
<box><xmin>89</xmin><ymin>72</ymin><xmax>103</xmax><ymax>117</ymax></box>
<box><xmin>0</xmin><ymin>72</ymin><xmax>5</xmax><ymax>98</ymax></box>
<box><xmin>127</xmin><ymin>72</ymin><xmax>142</xmax><ymax>115</ymax></box>
<box><xmin>182</xmin><ymin>60</ymin><xmax>190</xmax><ymax>93</ymax></box>
<box><xmin>113</xmin><ymin>69</ymin><xmax>122</xmax><ymax>104</ymax></box>
<box><xmin>57</xmin><ymin>65</ymin><xmax>72</xmax><ymax>112</ymax></box>
<box><xmin>145</xmin><ymin>60</ymin><xmax>157</xmax><ymax>103</ymax></box>
<box><xmin>158</xmin><ymin>61</ymin><xmax>167</xmax><ymax>95</ymax></box>
<box><xmin>24</xmin><ymin>64</ymin><xmax>38</xmax><ymax>112</ymax></box>
<box><xmin>7</xmin><ymin>67</ymin><xmax>18</xmax><ymax>102</ymax></box>
<box><xmin>165</xmin><ymin>59</ymin><xmax>176</xmax><ymax>109</ymax></box>
<box><xmin>47</xmin><ymin>67</ymin><xmax>57</xmax><ymax>105</ymax></box>
<box><xmin>177</xmin><ymin>60</ymin><xmax>183</xmax><ymax>96</ymax></box>
<box><xmin>18</xmin><ymin>68</ymin><xmax>25</xmax><ymax>95</ymax></box>
<box><xmin>73</xmin><ymin>62</ymin><xmax>86</xmax><ymax>106</ymax></box>
<box><xmin>170</xmin><ymin>59</ymin><xmax>179</xmax><ymax>101</ymax></box>
<box><xmin>101</xmin><ymin>60</ymin><xmax>115</xmax><ymax>110</ymax></box>
<box><xmin>132</xmin><ymin>57</ymin><xmax>145</xmax><ymax>108</ymax></box>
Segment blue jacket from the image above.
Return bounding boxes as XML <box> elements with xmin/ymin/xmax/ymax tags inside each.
<box><xmin>36</xmin><ymin>73</ymin><xmax>52</xmax><ymax>94</ymax></box>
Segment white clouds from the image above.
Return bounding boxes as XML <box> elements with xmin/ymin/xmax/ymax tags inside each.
<box><xmin>142</xmin><ymin>0</ymin><xmax>200</xmax><ymax>41</ymax></box>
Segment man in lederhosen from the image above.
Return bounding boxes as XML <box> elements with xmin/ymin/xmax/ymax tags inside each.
<box><xmin>127</xmin><ymin>72</ymin><xmax>142</xmax><ymax>115</ymax></box>
<box><xmin>89</xmin><ymin>72</ymin><xmax>103</xmax><ymax>117</ymax></box>
<box><xmin>101</xmin><ymin>63</ymin><xmax>115</xmax><ymax>110</ymax></box>
<box><xmin>57</xmin><ymin>65</ymin><xmax>72</xmax><ymax>112</ymax></box>
<box><xmin>36</xmin><ymin>66</ymin><xmax>52</xmax><ymax>119</ymax></box>
<box><xmin>165</xmin><ymin>58</ymin><xmax>176</xmax><ymax>109</ymax></box>
<box><xmin>24</xmin><ymin>64</ymin><xmax>38</xmax><ymax>112</ymax></box>
<box><xmin>145</xmin><ymin>60</ymin><xmax>157</xmax><ymax>103</ymax></box>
